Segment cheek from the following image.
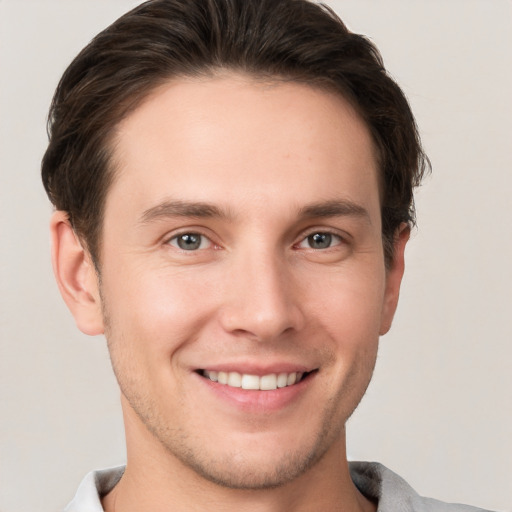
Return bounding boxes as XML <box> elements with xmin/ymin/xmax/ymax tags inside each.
<box><xmin>100</xmin><ymin>268</ymin><xmax>215</xmax><ymax>406</ymax></box>
<box><xmin>102</xmin><ymin>264</ymin><xmax>220</xmax><ymax>356</ymax></box>
<box><xmin>309</xmin><ymin>266</ymin><xmax>386</xmax><ymax>337</ymax></box>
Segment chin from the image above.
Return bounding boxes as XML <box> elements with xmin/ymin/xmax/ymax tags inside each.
<box><xmin>154</xmin><ymin>414</ymin><xmax>344</xmax><ymax>491</ymax></box>
<box><xmin>172</xmin><ymin>441</ymin><xmax>329</xmax><ymax>490</ymax></box>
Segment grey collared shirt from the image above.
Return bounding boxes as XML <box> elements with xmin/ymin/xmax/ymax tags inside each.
<box><xmin>63</xmin><ymin>462</ymin><xmax>494</xmax><ymax>511</ymax></box>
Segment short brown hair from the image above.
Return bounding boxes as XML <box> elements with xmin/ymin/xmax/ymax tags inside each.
<box><xmin>41</xmin><ymin>0</ymin><xmax>429</xmax><ymax>267</ymax></box>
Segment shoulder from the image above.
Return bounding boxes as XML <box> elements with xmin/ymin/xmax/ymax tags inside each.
<box><xmin>63</xmin><ymin>466</ymin><xmax>125</xmax><ymax>512</ymax></box>
<box><xmin>349</xmin><ymin>461</ymin><xmax>495</xmax><ymax>512</ymax></box>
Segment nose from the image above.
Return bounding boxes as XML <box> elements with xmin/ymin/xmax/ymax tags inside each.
<box><xmin>218</xmin><ymin>250</ymin><xmax>305</xmax><ymax>341</ymax></box>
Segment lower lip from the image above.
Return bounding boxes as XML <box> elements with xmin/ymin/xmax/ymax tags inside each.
<box><xmin>195</xmin><ymin>372</ymin><xmax>315</xmax><ymax>413</ymax></box>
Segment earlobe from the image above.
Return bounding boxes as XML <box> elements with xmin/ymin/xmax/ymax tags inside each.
<box><xmin>50</xmin><ymin>211</ymin><xmax>104</xmax><ymax>336</ymax></box>
<box><xmin>379</xmin><ymin>223</ymin><xmax>409</xmax><ymax>335</ymax></box>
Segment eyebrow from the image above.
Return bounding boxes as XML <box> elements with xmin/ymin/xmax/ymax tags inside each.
<box><xmin>299</xmin><ymin>199</ymin><xmax>371</xmax><ymax>223</ymax></box>
<box><xmin>138</xmin><ymin>198</ymin><xmax>370</xmax><ymax>225</ymax></box>
<box><xmin>139</xmin><ymin>199</ymin><xmax>231</xmax><ymax>224</ymax></box>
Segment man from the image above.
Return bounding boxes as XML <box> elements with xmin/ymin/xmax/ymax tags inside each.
<box><xmin>41</xmin><ymin>0</ymin><xmax>492</xmax><ymax>510</ymax></box>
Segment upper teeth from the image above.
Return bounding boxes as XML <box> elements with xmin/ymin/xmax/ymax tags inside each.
<box><xmin>203</xmin><ymin>370</ymin><xmax>304</xmax><ymax>390</ymax></box>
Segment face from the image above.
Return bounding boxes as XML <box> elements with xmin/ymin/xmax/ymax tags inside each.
<box><xmin>93</xmin><ymin>75</ymin><xmax>404</xmax><ymax>488</ymax></box>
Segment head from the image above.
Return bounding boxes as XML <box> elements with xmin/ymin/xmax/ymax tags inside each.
<box><xmin>42</xmin><ymin>0</ymin><xmax>428</xmax><ymax>271</ymax></box>
<box><xmin>43</xmin><ymin>0</ymin><xmax>428</xmax><ymax>494</ymax></box>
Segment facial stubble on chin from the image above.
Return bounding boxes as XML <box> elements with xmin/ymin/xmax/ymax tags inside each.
<box><xmin>100</xmin><ymin>293</ymin><xmax>378</xmax><ymax>491</ymax></box>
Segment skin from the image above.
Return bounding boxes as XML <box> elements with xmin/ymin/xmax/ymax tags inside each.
<box><xmin>51</xmin><ymin>74</ymin><xmax>408</xmax><ymax>512</ymax></box>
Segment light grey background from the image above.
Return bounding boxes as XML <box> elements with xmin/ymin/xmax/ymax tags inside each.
<box><xmin>1</xmin><ymin>1</ymin><xmax>511</xmax><ymax>511</ymax></box>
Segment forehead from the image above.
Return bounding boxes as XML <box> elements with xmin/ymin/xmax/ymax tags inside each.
<box><xmin>107</xmin><ymin>74</ymin><xmax>380</xmax><ymax>224</ymax></box>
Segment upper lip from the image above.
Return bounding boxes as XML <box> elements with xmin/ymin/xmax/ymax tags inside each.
<box><xmin>195</xmin><ymin>362</ymin><xmax>316</xmax><ymax>376</ymax></box>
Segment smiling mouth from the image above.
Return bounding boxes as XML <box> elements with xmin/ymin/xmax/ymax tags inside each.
<box><xmin>198</xmin><ymin>370</ymin><xmax>315</xmax><ymax>391</ymax></box>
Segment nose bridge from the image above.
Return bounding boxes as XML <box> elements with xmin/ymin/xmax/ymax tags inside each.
<box><xmin>220</xmin><ymin>244</ymin><xmax>303</xmax><ymax>340</ymax></box>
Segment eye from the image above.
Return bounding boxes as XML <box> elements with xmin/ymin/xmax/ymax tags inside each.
<box><xmin>168</xmin><ymin>232</ymin><xmax>211</xmax><ymax>251</ymax></box>
<box><xmin>298</xmin><ymin>232</ymin><xmax>343</xmax><ymax>250</ymax></box>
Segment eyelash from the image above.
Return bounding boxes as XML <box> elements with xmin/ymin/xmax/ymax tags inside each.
<box><xmin>166</xmin><ymin>229</ymin><xmax>346</xmax><ymax>252</ymax></box>
<box><xmin>167</xmin><ymin>232</ymin><xmax>214</xmax><ymax>251</ymax></box>
<box><xmin>295</xmin><ymin>231</ymin><xmax>344</xmax><ymax>250</ymax></box>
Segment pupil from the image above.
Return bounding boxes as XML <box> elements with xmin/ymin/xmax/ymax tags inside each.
<box><xmin>178</xmin><ymin>233</ymin><xmax>201</xmax><ymax>250</ymax></box>
<box><xmin>309</xmin><ymin>233</ymin><xmax>331</xmax><ymax>249</ymax></box>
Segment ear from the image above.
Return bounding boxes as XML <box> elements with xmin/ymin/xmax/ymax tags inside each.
<box><xmin>379</xmin><ymin>223</ymin><xmax>410</xmax><ymax>335</ymax></box>
<box><xmin>50</xmin><ymin>211</ymin><xmax>104</xmax><ymax>336</ymax></box>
